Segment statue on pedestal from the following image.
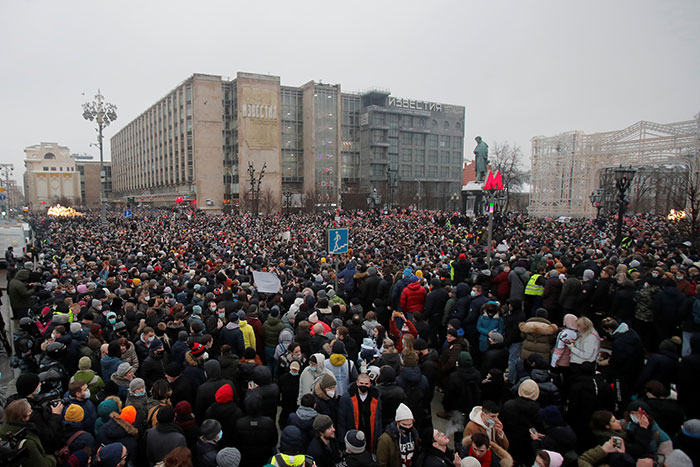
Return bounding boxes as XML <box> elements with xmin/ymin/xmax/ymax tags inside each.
<box><xmin>474</xmin><ymin>136</ymin><xmax>489</xmax><ymax>182</ymax></box>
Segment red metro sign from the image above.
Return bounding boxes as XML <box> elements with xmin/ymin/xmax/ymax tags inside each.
<box><xmin>484</xmin><ymin>171</ymin><xmax>504</xmax><ymax>190</ymax></box>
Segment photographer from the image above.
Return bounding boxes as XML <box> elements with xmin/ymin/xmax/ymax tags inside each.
<box><xmin>7</xmin><ymin>373</ymin><xmax>65</xmax><ymax>453</ymax></box>
<box><xmin>0</xmin><ymin>399</ymin><xmax>57</xmax><ymax>467</ymax></box>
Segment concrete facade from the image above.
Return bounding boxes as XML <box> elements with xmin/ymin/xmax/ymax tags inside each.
<box><xmin>111</xmin><ymin>72</ymin><xmax>466</xmax><ymax>212</ymax></box>
<box><xmin>24</xmin><ymin>142</ymin><xmax>80</xmax><ymax>208</ymax></box>
<box><xmin>74</xmin><ymin>159</ymin><xmax>112</xmax><ymax>207</ymax></box>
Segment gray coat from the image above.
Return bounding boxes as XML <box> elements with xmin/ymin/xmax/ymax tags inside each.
<box><xmin>146</xmin><ymin>423</ymin><xmax>186</xmax><ymax>466</ymax></box>
<box><xmin>508</xmin><ymin>267</ymin><xmax>529</xmax><ymax>301</ymax></box>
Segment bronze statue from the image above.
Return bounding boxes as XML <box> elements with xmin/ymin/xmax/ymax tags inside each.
<box><xmin>474</xmin><ymin>136</ymin><xmax>489</xmax><ymax>182</ymax></box>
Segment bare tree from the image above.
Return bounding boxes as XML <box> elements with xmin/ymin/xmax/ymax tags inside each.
<box><xmin>489</xmin><ymin>141</ymin><xmax>530</xmax><ymax>212</ymax></box>
<box><xmin>259</xmin><ymin>188</ymin><xmax>278</xmax><ymax>215</ymax></box>
<box><xmin>304</xmin><ymin>190</ymin><xmax>318</xmax><ymax>212</ymax></box>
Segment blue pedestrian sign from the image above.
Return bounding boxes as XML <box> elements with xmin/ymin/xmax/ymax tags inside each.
<box><xmin>0</xmin><ymin>195</ymin><xmax>6</xmax><ymax>200</ymax></box>
<box><xmin>328</xmin><ymin>228</ymin><xmax>349</xmax><ymax>255</ymax></box>
<box><xmin>124</xmin><ymin>209</ymin><xmax>132</xmax><ymax>218</ymax></box>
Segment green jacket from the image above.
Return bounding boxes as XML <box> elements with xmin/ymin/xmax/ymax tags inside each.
<box><xmin>8</xmin><ymin>269</ymin><xmax>34</xmax><ymax>312</ymax></box>
<box><xmin>70</xmin><ymin>369</ymin><xmax>105</xmax><ymax>397</ymax></box>
<box><xmin>0</xmin><ymin>421</ymin><xmax>57</xmax><ymax>467</ymax></box>
<box><xmin>263</xmin><ymin>317</ymin><xmax>286</xmax><ymax>347</ymax></box>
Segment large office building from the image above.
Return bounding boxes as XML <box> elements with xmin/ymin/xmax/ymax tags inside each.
<box><xmin>24</xmin><ymin>142</ymin><xmax>81</xmax><ymax>208</ymax></box>
<box><xmin>111</xmin><ymin>73</ymin><xmax>466</xmax><ymax>213</ymax></box>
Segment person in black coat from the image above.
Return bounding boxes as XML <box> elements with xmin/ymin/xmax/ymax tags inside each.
<box><xmin>611</xmin><ymin>279</ymin><xmax>637</xmax><ymax>324</ymax></box>
<box><xmin>501</xmin><ymin>380</ymin><xmax>541</xmax><ymax>465</ymax></box>
<box><xmin>634</xmin><ymin>338</ymin><xmax>680</xmax><ymax>393</ymax></box>
<box><xmin>502</xmin><ymin>299</ymin><xmax>526</xmax><ymax>385</ymax></box>
<box><xmin>195</xmin><ymin>419</ymin><xmax>221</xmax><ymax>467</ymax></box>
<box><xmin>376</xmin><ymin>366</ymin><xmax>406</xmax><ymax>430</ymax></box>
<box><xmin>246</xmin><ymin>365</ymin><xmax>280</xmax><ymax>421</ymax></box>
<box><xmin>194</xmin><ymin>359</ymin><xmax>234</xmax><ymax>422</ymax></box>
<box><xmin>233</xmin><ymin>394</ymin><xmax>278</xmax><ymax>467</ymax></box>
<box><xmin>219</xmin><ymin>314</ymin><xmax>245</xmax><ymax>357</ymax></box>
<box><xmin>415</xmin><ymin>339</ymin><xmax>441</xmax><ymax>402</ymax></box>
<box><xmin>314</xmin><ymin>375</ymin><xmax>340</xmax><ymax>423</ymax></box>
<box><xmin>97</xmin><ymin>411</ymin><xmax>139</xmax><ymax>465</ymax></box>
<box><xmin>420</xmin><ymin>428</ymin><xmax>460</xmax><ymax>467</ymax></box>
<box><xmin>678</xmin><ymin>334</ymin><xmax>700</xmax><ymax>419</ymax></box>
<box><xmin>170</xmin><ymin>331</ymin><xmax>189</xmax><ymax>368</ymax></box>
<box><xmin>641</xmin><ymin>380</ymin><xmax>686</xmax><ymax>438</ymax></box>
<box><xmin>600</xmin><ymin>318</ymin><xmax>643</xmax><ymax>408</ymax></box>
<box><xmin>140</xmin><ymin>338</ymin><xmax>168</xmax><ymax>388</ymax></box>
<box><xmin>165</xmin><ymin>362</ymin><xmax>196</xmax><ymax>406</ymax></box>
<box><xmin>531</xmin><ymin>405</ymin><xmax>577</xmax><ymax>456</ymax></box>
<box><xmin>287</xmin><ymin>394</ymin><xmax>318</xmax><ymax>452</ymax></box>
<box><xmin>479</xmin><ymin>332</ymin><xmax>508</xmax><ymax>375</ymax></box>
<box><xmin>452</xmin><ymin>254</ymin><xmax>471</xmax><ymax>285</ymax></box>
<box><xmin>424</xmin><ymin>278</ymin><xmax>450</xmax><ymax>346</ymax></box>
<box><xmin>360</xmin><ymin>267</ymin><xmax>381</xmax><ymax>312</ymax></box>
<box><xmin>204</xmin><ymin>383</ymin><xmax>241</xmax><ymax>446</ymax></box>
<box><xmin>396</xmin><ymin>354</ymin><xmax>431</xmax><ymax>431</ymax></box>
<box><xmin>440</xmin><ymin>352</ymin><xmax>481</xmax><ymax>418</ymax></box>
<box><xmin>277</xmin><ymin>361</ymin><xmax>301</xmax><ymax>428</ymax></box>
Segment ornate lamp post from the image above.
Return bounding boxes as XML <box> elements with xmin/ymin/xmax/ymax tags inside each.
<box><xmin>449</xmin><ymin>192</ymin><xmax>460</xmax><ymax>212</ymax></box>
<box><xmin>82</xmin><ymin>90</ymin><xmax>117</xmax><ymax>223</ymax></box>
<box><xmin>613</xmin><ymin>165</ymin><xmax>636</xmax><ymax>246</ymax></box>
<box><xmin>589</xmin><ymin>189</ymin><xmax>603</xmax><ymax>222</ymax></box>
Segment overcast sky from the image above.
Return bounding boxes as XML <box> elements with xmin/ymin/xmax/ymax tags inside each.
<box><xmin>2</xmin><ymin>0</ymin><xmax>699</xmax><ymax>188</ymax></box>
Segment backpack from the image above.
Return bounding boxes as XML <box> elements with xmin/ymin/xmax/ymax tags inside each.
<box><xmin>692</xmin><ymin>298</ymin><xmax>700</xmax><ymax>325</ymax></box>
<box><xmin>55</xmin><ymin>430</ymin><xmax>86</xmax><ymax>466</ymax></box>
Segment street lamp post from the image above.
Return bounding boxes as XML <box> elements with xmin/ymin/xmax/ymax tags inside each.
<box><xmin>82</xmin><ymin>90</ymin><xmax>117</xmax><ymax>224</ymax></box>
<box><xmin>449</xmin><ymin>192</ymin><xmax>460</xmax><ymax>212</ymax></box>
<box><xmin>613</xmin><ymin>165</ymin><xmax>636</xmax><ymax>247</ymax></box>
<box><xmin>283</xmin><ymin>191</ymin><xmax>293</xmax><ymax>215</ymax></box>
<box><xmin>589</xmin><ymin>189</ymin><xmax>603</xmax><ymax>223</ymax></box>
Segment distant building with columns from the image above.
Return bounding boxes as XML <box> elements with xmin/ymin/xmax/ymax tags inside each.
<box><xmin>24</xmin><ymin>142</ymin><xmax>80</xmax><ymax>208</ymax></box>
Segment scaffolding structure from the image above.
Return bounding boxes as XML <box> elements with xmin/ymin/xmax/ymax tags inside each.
<box><xmin>529</xmin><ymin>114</ymin><xmax>700</xmax><ymax>217</ymax></box>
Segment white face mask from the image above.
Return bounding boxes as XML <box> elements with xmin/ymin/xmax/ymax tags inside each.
<box><xmin>630</xmin><ymin>414</ymin><xmax>639</xmax><ymax>424</ymax></box>
<box><xmin>326</xmin><ymin>389</ymin><xmax>336</xmax><ymax>398</ymax></box>
<box><xmin>202</xmin><ymin>352</ymin><xmax>209</xmax><ymax>361</ymax></box>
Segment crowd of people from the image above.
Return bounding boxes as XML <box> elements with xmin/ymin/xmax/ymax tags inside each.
<box><xmin>0</xmin><ymin>207</ymin><xmax>698</xmax><ymax>467</ymax></box>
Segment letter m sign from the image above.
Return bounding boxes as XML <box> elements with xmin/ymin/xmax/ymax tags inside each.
<box><xmin>484</xmin><ymin>171</ymin><xmax>504</xmax><ymax>190</ymax></box>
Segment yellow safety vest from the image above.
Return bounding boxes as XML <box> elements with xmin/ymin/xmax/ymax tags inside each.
<box><xmin>524</xmin><ymin>274</ymin><xmax>544</xmax><ymax>296</ymax></box>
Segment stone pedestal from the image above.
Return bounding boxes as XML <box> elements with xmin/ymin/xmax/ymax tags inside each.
<box><xmin>462</xmin><ymin>181</ymin><xmax>485</xmax><ymax>217</ymax></box>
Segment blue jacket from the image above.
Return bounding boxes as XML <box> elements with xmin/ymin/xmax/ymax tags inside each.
<box><xmin>101</xmin><ymin>355</ymin><xmax>122</xmax><ymax>382</ymax></box>
<box><xmin>338</xmin><ymin>263</ymin><xmax>357</xmax><ymax>292</ymax></box>
<box><xmin>62</xmin><ymin>396</ymin><xmax>98</xmax><ymax>433</ymax></box>
<box><xmin>476</xmin><ymin>314</ymin><xmax>504</xmax><ymax>353</ymax></box>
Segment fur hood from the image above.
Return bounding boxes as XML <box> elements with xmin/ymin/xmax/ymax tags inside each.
<box><xmin>109</xmin><ymin>411</ymin><xmax>138</xmax><ymax>436</ymax></box>
<box><xmin>314</xmin><ymin>381</ymin><xmax>330</xmax><ymax>401</ymax></box>
<box><xmin>519</xmin><ymin>319</ymin><xmax>558</xmax><ymax>336</ymax></box>
<box><xmin>184</xmin><ymin>351</ymin><xmax>200</xmax><ymax>367</ymax></box>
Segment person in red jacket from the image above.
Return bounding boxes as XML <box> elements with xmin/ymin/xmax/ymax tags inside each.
<box><xmin>389</xmin><ymin>311</ymin><xmax>418</xmax><ymax>352</ymax></box>
<box><xmin>400</xmin><ymin>276</ymin><xmax>427</xmax><ymax>317</ymax></box>
<box><xmin>491</xmin><ymin>266</ymin><xmax>511</xmax><ymax>303</ymax></box>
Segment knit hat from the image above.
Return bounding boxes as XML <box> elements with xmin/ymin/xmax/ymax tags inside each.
<box><xmin>403</xmin><ymin>353</ymin><xmax>418</xmax><ymax>367</ymax></box>
<box><xmin>583</xmin><ymin>269</ymin><xmax>595</xmax><ymax>281</ymax></box>
<box><xmin>666</xmin><ymin>449</ymin><xmax>693</xmax><ymax>467</ymax></box>
<box><xmin>458</xmin><ymin>351</ymin><xmax>473</xmax><ymax>368</ymax></box>
<box><xmin>518</xmin><ymin>379</ymin><xmax>540</xmax><ymax>401</ymax></box>
<box><xmin>165</xmin><ymin>362</ymin><xmax>182</xmax><ymax>378</ymax></box>
<box><xmin>543</xmin><ymin>450</ymin><xmax>564</xmax><ymax>467</ymax></box>
<box><xmin>128</xmin><ymin>378</ymin><xmax>145</xmax><ymax>394</ymax></box>
<box><xmin>120</xmin><ymin>406</ymin><xmax>137</xmax><ymax>424</ymax></box>
<box><xmin>64</xmin><ymin>404</ymin><xmax>85</xmax><ymax>423</ymax></box>
<box><xmin>331</xmin><ymin>340</ymin><xmax>346</xmax><ymax>355</ymax></box>
<box><xmin>403</xmin><ymin>267</ymin><xmax>413</xmax><ymax>277</ymax></box>
<box><xmin>175</xmin><ymin>401</ymin><xmax>193</xmax><ymax>419</ymax></box>
<box><xmin>79</xmin><ymin>356</ymin><xmax>92</xmax><ymax>370</ymax></box>
<box><xmin>361</xmin><ymin>338</ymin><xmax>375</xmax><ymax>350</ymax></box>
<box><xmin>308</xmin><ymin>312</ymin><xmax>319</xmax><ymax>323</ymax></box>
<box><xmin>681</xmin><ymin>419</ymin><xmax>700</xmax><ymax>438</ymax></box>
<box><xmin>201</xmin><ymin>419</ymin><xmax>222</xmax><ymax>440</ymax></box>
<box><xmin>461</xmin><ymin>457</ymin><xmax>481</xmax><ymax>467</ymax></box>
<box><xmin>190</xmin><ymin>341</ymin><xmax>206</xmax><ymax>358</ymax></box>
<box><xmin>16</xmin><ymin>373</ymin><xmax>41</xmax><ymax>397</ymax></box>
<box><xmin>413</xmin><ymin>338</ymin><xmax>428</xmax><ymax>351</ymax></box>
<box><xmin>69</xmin><ymin>322</ymin><xmax>82</xmax><ymax>333</ymax></box>
<box><xmin>489</xmin><ymin>332</ymin><xmax>504</xmax><ymax>345</ymax></box>
<box><xmin>215</xmin><ymin>384</ymin><xmax>234</xmax><ymax>404</ymax></box>
<box><xmin>216</xmin><ymin>447</ymin><xmax>242</xmax><ymax>467</ymax></box>
<box><xmin>192</xmin><ymin>305</ymin><xmax>202</xmax><ymax>315</ymax></box>
<box><xmin>458</xmin><ymin>254</ymin><xmax>467</xmax><ymax>260</ymax></box>
<box><xmin>279</xmin><ymin>425</ymin><xmax>303</xmax><ymax>453</ymax></box>
<box><xmin>320</xmin><ymin>374</ymin><xmax>337</xmax><ymax>390</ymax></box>
<box><xmin>156</xmin><ymin>405</ymin><xmax>176</xmax><ymax>424</ymax></box>
<box><xmin>91</xmin><ymin>299</ymin><xmax>102</xmax><ymax>308</ymax></box>
<box><xmin>313</xmin><ymin>414</ymin><xmax>333</xmax><ymax>433</ymax></box>
<box><xmin>395</xmin><ymin>403</ymin><xmax>414</xmax><ymax>422</ymax></box>
<box><xmin>116</xmin><ymin>362</ymin><xmax>132</xmax><ymax>378</ymax></box>
<box><xmin>447</xmin><ymin>328</ymin><xmax>459</xmax><ymax>338</ymax></box>
<box><xmin>345</xmin><ymin>429</ymin><xmax>366</xmax><ymax>454</ymax></box>
<box><xmin>178</xmin><ymin>330</ymin><xmax>189</xmax><ymax>341</ymax></box>
<box><xmin>98</xmin><ymin>443</ymin><xmax>125</xmax><ymax>466</ymax></box>
<box><xmin>539</xmin><ymin>405</ymin><xmax>564</xmax><ymax>427</ymax></box>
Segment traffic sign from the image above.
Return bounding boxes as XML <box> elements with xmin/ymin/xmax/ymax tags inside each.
<box><xmin>124</xmin><ymin>209</ymin><xmax>132</xmax><ymax>218</ymax></box>
<box><xmin>484</xmin><ymin>171</ymin><xmax>504</xmax><ymax>190</ymax></box>
<box><xmin>0</xmin><ymin>195</ymin><xmax>6</xmax><ymax>200</ymax></box>
<box><xmin>328</xmin><ymin>228</ymin><xmax>349</xmax><ymax>254</ymax></box>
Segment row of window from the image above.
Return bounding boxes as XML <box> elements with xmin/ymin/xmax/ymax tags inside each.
<box><xmin>42</xmin><ymin>166</ymin><xmax>75</xmax><ymax>172</ymax></box>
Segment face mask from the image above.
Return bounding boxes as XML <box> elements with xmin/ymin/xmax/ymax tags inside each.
<box><xmin>34</xmin><ymin>384</ymin><xmax>41</xmax><ymax>395</ymax></box>
<box><xmin>676</xmin><ymin>276</ymin><xmax>683</xmax><ymax>281</ymax></box>
<box><xmin>202</xmin><ymin>352</ymin><xmax>209</xmax><ymax>360</ymax></box>
<box><xmin>96</xmin><ymin>306</ymin><xmax>102</xmax><ymax>311</ymax></box>
<box><xmin>135</xmin><ymin>389</ymin><xmax>146</xmax><ymax>397</ymax></box>
<box><xmin>217</xmin><ymin>312</ymin><xmax>225</xmax><ymax>318</ymax></box>
<box><xmin>292</xmin><ymin>354</ymin><xmax>301</xmax><ymax>360</ymax></box>
<box><xmin>630</xmin><ymin>414</ymin><xmax>639</xmax><ymax>424</ymax></box>
<box><xmin>470</xmin><ymin>291</ymin><xmax>477</xmax><ymax>297</ymax></box>
<box><xmin>147</xmin><ymin>336</ymin><xmax>155</xmax><ymax>343</ymax></box>
<box><xmin>326</xmin><ymin>390</ymin><xmax>336</xmax><ymax>398</ymax></box>
<box><xmin>399</xmin><ymin>425</ymin><xmax>410</xmax><ymax>434</ymax></box>
<box><xmin>487</xmin><ymin>419</ymin><xmax>496</xmax><ymax>427</ymax></box>
<box><xmin>290</xmin><ymin>371</ymin><xmax>299</xmax><ymax>376</ymax></box>
<box><xmin>210</xmin><ymin>306</ymin><xmax>217</xmax><ymax>311</ymax></box>
<box><xmin>651</xmin><ymin>272</ymin><xmax>658</xmax><ymax>278</ymax></box>
<box><xmin>51</xmin><ymin>333</ymin><xmax>57</xmax><ymax>340</ymax></box>
<box><xmin>215</xmin><ymin>430</ymin><xmax>223</xmax><ymax>442</ymax></box>
<box><xmin>83</xmin><ymin>389</ymin><xmax>91</xmax><ymax>399</ymax></box>
<box><xmin>144</xmin><ymin>296</ymin><xmax>150</xmax><ymax>301</ymax></box>
<box><xmin>109</xmin><ymin>319</ymin><xmax>116</xmax><ymax>325</ymax></box>
<box><xmin>358</xmin><ymin>385</ymin><xmax>369</xmax><ymax>393</ymax></box>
